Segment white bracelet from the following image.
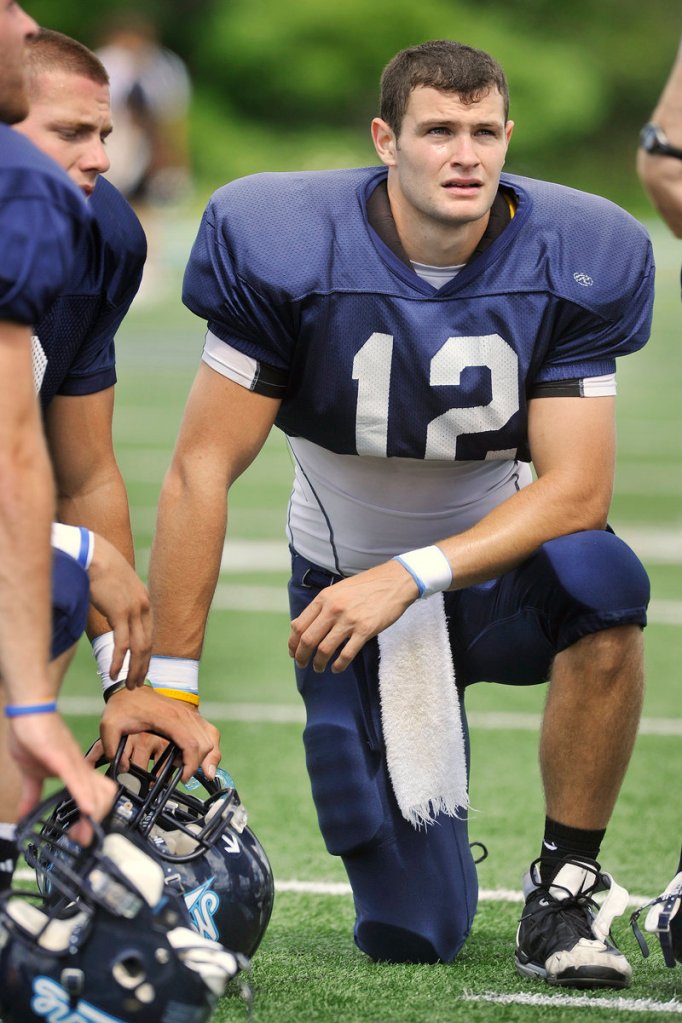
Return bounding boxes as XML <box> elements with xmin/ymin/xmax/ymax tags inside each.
<box><xmin>147</xmin><ymin>655</ymin><xmax>199</xmax><ymax>699</ymax></box>
<box><xmin>92</xmin><ymin>631</ymin><xmax>130</xmax><ymax>694</ymax></box>
<box><xmin>393</xmin><ymin>545</ymin><xmax>453</xmax><ymax>599</ymax></box>
<box><xmin>51</xmin><ymin>522</ymin><xmax>94</xmax><ymax>569</ymax></box>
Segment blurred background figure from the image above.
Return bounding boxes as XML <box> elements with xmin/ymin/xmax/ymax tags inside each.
<box><xmin>95</xmin><ymin>11</ymin><xmax>192</xmax><ymax>207</ymax></box>
<box><xmin>96</xmin><ymin>13</ymin><xmax>193</xmax><ymax>302</ymax></box>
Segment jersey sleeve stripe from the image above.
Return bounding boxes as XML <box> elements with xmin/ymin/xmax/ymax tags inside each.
<box><xmin>530</xmin><ymin>372</ymin><xmax>617</xmax><ymax>398</ymax></box>
<box><xmin>202</xmin><ymin>330</ymin><xmax>288</xmax><ymax>397</ymax></box>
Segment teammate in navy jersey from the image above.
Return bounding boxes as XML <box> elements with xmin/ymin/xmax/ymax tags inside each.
<box><xmin>0</xmin><ymin>26</ymin><xmax>222</xmax><ymax>891</ymax></box>
<box><xmin>9</xmin><ymin>28</ymin><xmax>221</xmax><ymax>777</ymax></box>
<box><xmin>0</xmin><ymin>3</ymin><xmax>117</xmax><ymax>844</ymax></box>
<box><xmin>150</xmin><ymin>40</ymin><xmax>654</xmax><ymax>985</ymax></box>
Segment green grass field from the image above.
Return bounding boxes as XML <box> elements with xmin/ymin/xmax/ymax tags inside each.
<box><xmin>59</xmin><ymin>213</ymin><xmax>682</xmax><ymax>1021</ymax></box>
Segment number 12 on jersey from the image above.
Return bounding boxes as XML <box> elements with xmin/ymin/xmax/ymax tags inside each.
<box><xmin>352</xmin><ymin>331</ymin><xmax>520</xmax><ymax>459</ymax></box>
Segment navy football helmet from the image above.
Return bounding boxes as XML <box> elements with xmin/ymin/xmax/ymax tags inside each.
<box><xmin>99</xmin><ymin>741</ymin><xmax>274</xmax><ymax>958</ymax></box>
<box><xmin>631</xmin><ymin>871</ymin><xmax>682</xmax><ymax>968</ymax></box>
<box><xmin>0</xmin><ymin>789</ymin><xmax>248</xmax><ymax>1023</ymax></box>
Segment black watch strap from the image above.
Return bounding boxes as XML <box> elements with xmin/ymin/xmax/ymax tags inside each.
<box><xmin>640</xmin><ymin>122</ymin><xmax>682</xmax><ymax>160</ymax></box>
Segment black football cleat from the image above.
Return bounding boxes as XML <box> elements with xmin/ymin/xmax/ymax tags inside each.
<box><xmin>515</xmin><ymin>857</ymin><xmax>631</xmax><ymax>988</ymax></box>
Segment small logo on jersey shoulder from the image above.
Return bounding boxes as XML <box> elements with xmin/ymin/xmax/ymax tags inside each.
<box><xmin>572</xmin><ymin>272</ymin><xmax>593</xmax><ymax>287</ymax></box>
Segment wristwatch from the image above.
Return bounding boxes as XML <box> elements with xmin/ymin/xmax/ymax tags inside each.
<box><xmin>639</xmin><ymin>122</ymin><xmax>682</xmax><ymax>159</ymax></box>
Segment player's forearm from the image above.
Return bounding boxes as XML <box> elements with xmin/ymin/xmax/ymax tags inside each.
<box><xmin>149</xmin><ymin>463</ymin><xmax>228</xmax><ymax>659</ymax></box>
<box><xmin>638</xmin><ymin>37</ymin><xmax>682</xmax><ymax>236</ymax></box>
<box><xmin>434</xmin><ymin>394</ymin><xmax>615</xmax><ymax>591</ymax></box>
<box><xmin>437</xmin><ymin>468</ymin><xmax>610</xmax><ymax>592</ymax></box>
<box><xmin>0</xmin><ymin>396</ymin><xmax>56</xmax><ymax>701</ymax></box>
<box><xmin>649</xmin><ymin>36</ymin><xmax>682</xmax><ymax>132</ymax></box>
<box><xmin>637</xmin><ymin>149</ymin><xmax>682</xmax><ymax>237</ymax></box>
<box><xmin>55</xmin><ymin>469</ymin><xmax>136</xmax><ymax>638</ymax></box>
<box><xmin>55</xmin><ymin>465</ymin><xmax>135</xmax><ymax>562</ymax></box>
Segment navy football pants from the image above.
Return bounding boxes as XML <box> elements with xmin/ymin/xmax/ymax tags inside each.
<box><xmin>288</xmin><ymin>531</ymin><xmax>649</xmax><ymax>964</ymax></box>
<box><xmin>51</xmin><ymin>548</ymin><xmax>90</xmax><ymax>660</ymax></box>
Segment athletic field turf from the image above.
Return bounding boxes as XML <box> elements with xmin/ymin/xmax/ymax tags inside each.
<box><xmin>58</xmin><ymin>213</ymin><xmax>682</xmax><ymax>1021</ymax></box>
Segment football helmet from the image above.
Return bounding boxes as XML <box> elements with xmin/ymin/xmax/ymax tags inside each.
<box><xmin>0</xmin><ymin>789</ymin><xmax>248</xmax><ymax>1023</ymax></box>
<box><xmin>631</xmin><ymin>871</ymin><xmax>682</xmax><ymax>968</ymax></box>
<box><xmin>95</xmin><ymin>740</ymin><xmax>274</xmax><ymax>957</ymax></box>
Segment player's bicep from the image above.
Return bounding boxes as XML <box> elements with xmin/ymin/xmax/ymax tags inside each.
<box><xmin>173</xmin><ymin>361</ymin><xmax>281</xmax><ymax>488</ymax></box>
<box><xmin>528</xmin><ymin>393</ymin><xmax>616</xmax><ymax>519</ymax></box>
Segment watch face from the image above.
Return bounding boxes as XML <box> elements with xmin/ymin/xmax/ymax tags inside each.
<box><xmin>640</xmin><ymin>123</ymin><xmax>663</xmax><ymax>153</ymax></box>
<box><xmin>640</xmin><ymin>122</ymin><xmax>682</xmax><ymax>158</ymax></box>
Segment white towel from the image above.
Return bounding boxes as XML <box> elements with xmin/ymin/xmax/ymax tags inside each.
<box><xmin>377</xmin><ymin>594</ymin><xmax>468</xmax><ymax>828</ymax></box>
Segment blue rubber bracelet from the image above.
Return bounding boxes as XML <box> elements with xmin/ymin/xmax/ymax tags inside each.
<box><xmin>77</xmin><ymin>526</ymin><xmax>92</xmax><ymax>568</ymax></box>
<box><xmin>393</xmin><ymin>556</ymin><xmax>426</xmax><ymax>598</ymax></box>
<box><xmin>4</xmin><ymin>701</ymin><xmax>58</xmax><ymax>718</ymax></box>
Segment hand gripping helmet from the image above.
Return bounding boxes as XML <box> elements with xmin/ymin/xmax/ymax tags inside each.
<box><xmin>103</xmin><ymin>741</ymin><xmax>274</xmax><ymax>958</ymax></box>
<box><xmin>0</xmin><ymin>789</ymin><xmax>248</xmax><ymax>1023</ymax></box>
<box><xmin>630</xmin><ymin>870</ymin><xmax>682</xmax><ymax>968</ymax></box>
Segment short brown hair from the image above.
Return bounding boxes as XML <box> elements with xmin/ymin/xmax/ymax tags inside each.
<box><xmin>24</xmin><ymin>28</ymin><xmax>109</xmax><ymax>96</ymax></box>
<box><xmin>380</xmin><ymin>39</ymin><xmax>509</xmax><ymax>135</ymax></box>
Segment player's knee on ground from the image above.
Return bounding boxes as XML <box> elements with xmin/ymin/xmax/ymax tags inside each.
<box><xmin>305</xmin><ymin>723</ymin><xmax>476</xmax><ymax>964</ymax></box>
<box><xmin>51</xmin><ymin>549</ymin><xmax>90</xmax><ymax>659</ymax></box>
<box><xmin>355</xmin><ymin>917</ymin><xmax>470</xmax><ymax>965</ymax></box>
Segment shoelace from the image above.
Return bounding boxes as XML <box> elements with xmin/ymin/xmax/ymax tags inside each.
<box><xmin>526</xmin><ymin>887</ymin><xmax>600</xmax><ymax>940</ymax></box>
<box><xmin>525</xmin><ymin>859</ymin><xmax>629</xmax><ymax>945</ymax></box>
<box><xmin>525</xmin><ymin>858</ymin><xmax>603</xmax><ymax>927</ymax></box>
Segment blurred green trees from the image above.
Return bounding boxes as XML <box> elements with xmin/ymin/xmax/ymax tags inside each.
<box><xmin>25</xmin><ymin>0</ymin><xmax>679</xmax><ymax>211</ymax></box>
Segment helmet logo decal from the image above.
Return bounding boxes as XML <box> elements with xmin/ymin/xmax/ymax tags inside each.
<box><xmin>32</xmin><ymin>975</ymin><xmax>126</xmax><ymax>1023</ymax></box>
<box><xmin>221</xmin><ymin>832</ymin><xmax>240</xmax><ymax>855</ymax></box>
<box><xmin>184</xmin><ymin>876</ymin><xmax>221</xmax><ymax>942</ymax></box>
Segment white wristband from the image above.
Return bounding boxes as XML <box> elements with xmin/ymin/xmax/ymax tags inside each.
<box><xmin>51</xmin><ymin>522</ymin><xmax>94</xmax><ymax>569</ymax></box>
<box><xmin>147</xmin><ymin>655</ymin><xmax>199</xmax><ymax>698</ymax></box>
<box><xmin>393</xmin><ymin>545</ymin><xmax>453</xmax><ymax>599</ymax></box>
<box><xmin>92</xmin><ymin>631</ymin><xmax>130</xmax><ymax>693</ymax></box>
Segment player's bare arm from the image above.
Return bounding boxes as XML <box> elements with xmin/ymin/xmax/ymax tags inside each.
<box><xmin>8</xmin><ymin>711</ymin><xmax>116</xmax><ymax>845</ymax></box>
<box><xmin>85</xmin><ymin>532</ymin><xmax>152</xmax><ymax>686</ymax></box>
<box><xmin>150</xmin><ymin>363</ymin><xmax>281</xmax><ymax>658</ymax></box>
<box><xmin>0</xmin><ymin>327</ymin><xmax>117</xmax><ymax>836</ymax></box>
<box><xmin>289</xmin><ymin>394</ymin><xmax>616</xmax><ymax>673</ymax></box>
<box><xmin>0</xmin><ymin>322</ymin><xmax>55</xmax><ymax>701</ymax></box>
<box><xmin>45</xmin><ymin>387</ymin><xmax>136</xmax><ymax>633</ymax></box>
<box><xmin>637</xmin><ymin>35</ymin><xmax>682</xmax><ymax>237</ymax></box>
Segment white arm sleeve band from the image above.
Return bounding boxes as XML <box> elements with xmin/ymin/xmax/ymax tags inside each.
<box><xmin>51</xmin><ymin>523</ymin><xmax>95</xmax><ymax>570</ymax></box>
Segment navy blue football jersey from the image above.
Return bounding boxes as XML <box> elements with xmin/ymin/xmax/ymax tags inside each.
<box><xmin>0</xmin><ymin>124</ymin><xmax>90</xmax><ymax>326</ymax></box>
<box><xmin>183</xmin><ymin>167</ymin><xmax>654</xmax><ymax>462</ymax></box>
<box><xmin>35</xmin><ymin>175</ymin><xmax>147</xmax><ymax>408</ymax></box>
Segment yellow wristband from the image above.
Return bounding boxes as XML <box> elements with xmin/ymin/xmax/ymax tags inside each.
<box><xmin>151</xmin><ymin>687</ymin><xmax>200</xmax><ymax>707</ymax></box>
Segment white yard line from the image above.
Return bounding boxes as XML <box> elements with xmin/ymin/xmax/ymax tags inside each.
<box><xmin>9</xmin><ymin>871</ymin><xmax>651</xmax><ymax>908</ymax></box>
<box><xmin>137</xmin><ymin>528</ymin><xmax>682</xmax><ymax>575</ymax></box>
<box><xmin>462</xmin><ymin>993</ymin><xmax>682</xmax><ymax>1014</ymax></box>
<box><xmin>58</xmin><ymin>697</ymin><xmax>682</xmax><ymax>736</ymax></box>
<box><xmin>210</xmin><ymin>583</ymin><xmax>682</xmax><ymax>627</ymax></box>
